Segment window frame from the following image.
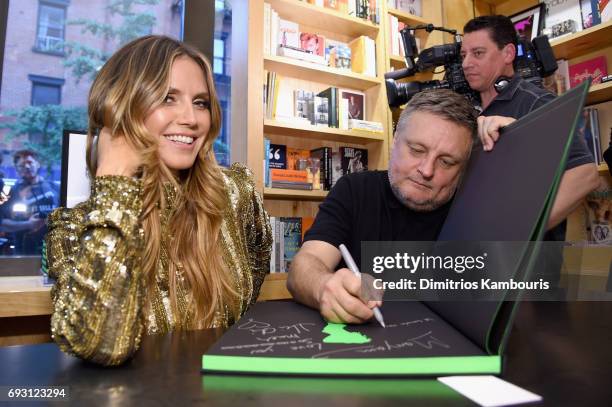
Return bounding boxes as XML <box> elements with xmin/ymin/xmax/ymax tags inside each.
<box><xmin>32</xmin><ymin>0</ymin><xmax>69</xmax><ymax>56</ymax></box>
<box><xmin>28</xmin><ymin>74</ymin><xmax>64</xmax><ymax>105</ymax></box>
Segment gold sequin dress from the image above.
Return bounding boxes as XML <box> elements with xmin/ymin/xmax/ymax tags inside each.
<box><xmin>46</xmin><ymin>163</ymin><xmax>272</xmax><ymax>366</ymax></box>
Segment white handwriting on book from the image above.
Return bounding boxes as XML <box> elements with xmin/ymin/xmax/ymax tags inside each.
<box><xmin>237</xmin><ymin>319</ymin><xmax>316</xmax><ymax>336</ymax></box>
<box><xmin>311</xmin><ymin>331</ymin><xmax>450</xmax><ymax>358</ymax></box>
<box><xmin>220</xmin><ymin>337</ymin><xmax>322</xmax><ymax>355</ymax></box>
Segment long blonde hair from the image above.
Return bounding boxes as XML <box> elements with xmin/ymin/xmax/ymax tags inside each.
<box><xmin>86</xmin><ymin>35</ymin><xmax>239</xmax><ymax>328</ymax></box>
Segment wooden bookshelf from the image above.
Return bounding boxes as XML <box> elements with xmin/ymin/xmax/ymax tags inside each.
<box><xmin>258</xmin><ymin>273</ymin><xmax>291</xmax><ymax>301</ymax></box>
<box><xmin>598</xmin><ymin>163</ymin><xmax>609</xmax><ymax>174</ymax></box>
<box><xmin>550</xmin><ymin>20</ymin><xmax>612</xmax><ymax>60</ymax></box>
<box><xmin>587</xmin><ymin>81</ymin><xmax>612</xmax><ymax>106</ymax></box>
<box><xmin>264</xmin><ymin>187</ymin><xmax>328</xmax><ymax>200</ymax></box>
<box><xmin>264</xmin><ymin>55</ymin><xmax>382</xmax><ymax>90</ymax></box>
<box><xmin>387</xmin><ymin>8</ymin><xmax>428</xmax><ymax>26</ymax></box>
<box><xmin>267</xmin><ymin>0</ymin><xmax>379</xmax><ymax>38</ymax></box>
<box><xmin>264</xmin><ymin>119</ymin><xmax>385</xmax><ymax>144</ymax></box>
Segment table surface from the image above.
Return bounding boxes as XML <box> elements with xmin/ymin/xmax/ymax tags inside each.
<box><xmin>0</xmin><ymin>301</ymin><xmax>611</xmax><ymax>407</ymax></box>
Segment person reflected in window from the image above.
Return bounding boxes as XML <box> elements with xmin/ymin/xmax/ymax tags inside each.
<box><xmin>46</xmin><ymin>36</ymin><xmax>272</xmax><ymax>366</ymax></box>
<box><xmin>0</xmin><ymin>150</ymin><xmax>57</xmax><ymax>254</ymax></box>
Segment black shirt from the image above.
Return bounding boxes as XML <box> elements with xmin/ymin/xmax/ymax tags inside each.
<box><xmin>304</xmin><ymin>170</ymin><xmax>451</xmax><ymax>268</ymax></box>
<box><xmin>481</xmin><ymin>75</ymin><xmax>594</xmax><ymax>172</ymax></box>
<box><xmin>480</xmin><ymin>75</ymin><xmax>595</xmax><ymax>242</ymax></box>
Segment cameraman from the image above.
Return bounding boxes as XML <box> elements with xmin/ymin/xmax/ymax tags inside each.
<box><xmin>461</xmin><ymin>15</ymin><xmax>599</xmax><ymax>239</ymax></box>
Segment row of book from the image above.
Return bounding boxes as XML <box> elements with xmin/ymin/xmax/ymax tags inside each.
<box><xmin>264</xmin><ymin>75</ymin><xmax>384</xmax><ymax>132</ymax></box>
<box><xmin>543</xmin><ymin>0</ymin><xmax>611</xmax><ymax>40</ymax></box>
<box><xmin>269</xmin><ymin>216</ymin><xmax>314</xmax><ymax>273</ymax></box>
<box><xmin>300</xmin><ymin>0</ymin><xmax>381</xmax><ymax>23</ymax></box>
<box><xmin>264</xmin><ymin>3</ymin><xmax>377</xmax><ymax>77</ymax></box>
<box><xmin>264</xmin><ymin>142</ymin><xmax>368</xmax><ymax>190</ymax></box>
<box><xmin>580</xmin><ymin>107</ymin><xmax>609</xmax><ymax>166</ymax></box>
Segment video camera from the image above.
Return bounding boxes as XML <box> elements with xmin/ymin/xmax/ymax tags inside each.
<box><xmin>385</xmin><ymin>25</ymin><xmax>558</xmax><ymax>107</ymax></box>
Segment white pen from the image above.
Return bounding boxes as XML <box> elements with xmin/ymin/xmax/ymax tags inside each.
<box><xmin>338</xmin><ymin>244</ymin><xmax>386</xmax><ymax>328</ymax></box>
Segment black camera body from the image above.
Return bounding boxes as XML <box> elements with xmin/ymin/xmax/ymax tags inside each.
<box><xmin>385</xmin><ymin>25</ymin><xmax>557</xmax><ymax>108</ymax></box>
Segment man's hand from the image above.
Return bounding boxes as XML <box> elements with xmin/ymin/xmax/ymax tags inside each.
<box><xmin>95</xmin><ymin>127</ymin><xmax>142</xmax><ymax>177</ymax></box>
<box><xmin>318</xmin><ymin>267</ymin><xmax>380</xmax><ymax>324</ymax></box>
<box><xmin>477</xmin><ymin>115</ymin><xmax>516</xmax><ymax>151</ymax></box>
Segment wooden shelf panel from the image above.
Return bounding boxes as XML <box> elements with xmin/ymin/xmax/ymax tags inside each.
<box><xmin>264</xmin><ymin>55</ymin><xmax>382</xmax><ymax>90</ymax></box>
<box><xmin>550</xmin><ymin>20</ymin><xmax>612</xmax><ymax>60</ymax></box>
<box><xmin>258</xmin><ymin>273</ymin><xmax>291</xmax><ymax>301</ymax></box>
<box><xmin>388</xmin><ymin>8</ymin><xmax>429</xmax><ymax>26</ymax></box>
<box><xmin>268</xmin><ymin>0</ymin><xmax>379</xmax><ymax>38</ymax></box>
<box><xmin>0</xmin><ymin>274</ymin><xmax>292</xmax><ymax>318</ymax></box>
<box><xmin>599</xmin><ymin>163</ymin><xmax>609</xmax><ymax>174</ymax></box>
<box><xmin>264</xmin><ymin>119</ymin><xmax>385</xmax><ymax>144</ymax></box>
<box><xmin>264</xmin><ymin>187</ymin><xmax>328</xmax><ymax>200</ymax></box>
<box><xmin>586</xmin><ymin>81</ymin><xmax>612</xmax><ymax>105</ymax></box>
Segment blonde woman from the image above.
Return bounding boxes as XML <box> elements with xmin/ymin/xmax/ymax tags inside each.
<box><xmin>46</xmin><ymin>36</ymin><xmax>272</xmax><ymax>366</ymax></box>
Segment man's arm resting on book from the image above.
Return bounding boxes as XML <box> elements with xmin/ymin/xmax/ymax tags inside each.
<box><xmin>547</xmin><ymin>163</ymin><xmax>600</xmax><ymax>230</ymax></box>
<box><xmin>288</xmin><ymin>240</ymin><xmax>376</xmax><ymax>324</ymax></box>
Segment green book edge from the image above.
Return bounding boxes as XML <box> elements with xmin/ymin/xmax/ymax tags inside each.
<box><xmin>202</xmin><ymin>354</ymin><xmax>501</xmax><ymax>375</ymax></box>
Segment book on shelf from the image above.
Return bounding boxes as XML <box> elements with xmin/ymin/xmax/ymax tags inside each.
<box><xmin>543</xmin><ymin>59</ymin><xmax>570</xmax><ymax>95</ymax></box>
<box><xmin>278</xmin><ymin>18</ymin><xmax>300</xmax><ymax>49</ymax></box>
<box><xmin>348</xmin><ymin>118</ymin><xmax>384</xmax><ymax>132</ymax></box>
<box><xmin>602</xmin><ymin>0</ymin><xmax>612</xmax><ymax>22</ymax></box>
<box><xmin>277</xmin><ymin>45</ymin><xmax>327</xmax><ymax>65</ymax></box>
<box><xmin>325</xmin><ymin>39</ymin><xmax>351</xmax><ymax>70</ymax></box>
<box><xmin>269</xmin><ymin>217</ymin><xmax>285</xmax><ymax>273</ymax></box>
<box><xmin>271</xmin><ymin>181</ymin><xmax>314</xmax><ymax>190</ymax></box>
<box><xmin>300</xmin><ymin>32</ymin><xmax>325</xmax><ymax>58</ymax></box>
<box><xmin>267</xmin><ymin>217</ymin><xmax>315</xmax><ymax>273</ymax></box>
<box><xmin>287</xmin><ymin>147</ymin><xmax>311</xmax><ymax>170</ymax></box>
<box><xmin>271</xmin><ymin>168</ymin><xmax>309</xmax><ymax>183</ymax></box>
<box><xmin>580</xmin><ymin>0</ymin><xmax>602</xmax><ymax>28</ymax></box>
<box><xmin>281</xmin><ymin>217</ymin><xmax>302</xmax><ymax>270</ymax></box>
<box><xmin>310</xmin><ymin>147</ymin><xmax>333</xmax><ymax>190</ymax></box>
<box><xmin>348</xmin><ymin>35</ymin><xmax>376</xmax><ymax>77</ymax></box>
<box><xmin>264</xmin><ymin>138</ymin><xmax>271</xmax><ymax>187</ymax></box>
<box><xmin>269</xmin><ymin>143</ymin><xmax>287</xmax><ymax>170</ymax></box>
<box><xmin>317</xmin><ymin>87</ymin><xmax>339</xmax><ymax>128</ymax></box>
<box><xmin>568</xmin><ymin>56</ymin><xmax>608</xmax><ymax>88</ymax></box>
<box><xmin>313</xmin><ymin>96</ymin><xmax>330</xmax><ymax>126</ymax></box>
<box><xmin>331</xmin><ymin>150</ymin><xmax>342</xmax><ymax>187</ymax></box>
<box><xmin>340</xmin><ymin>146</ymin><xmax>368</xmax><ymax>175</ymax></box>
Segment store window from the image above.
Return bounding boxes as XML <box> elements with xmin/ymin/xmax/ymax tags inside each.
<box><xmin>34</xmin><ymin>1</ymin><xmax>67</xmax><ymax>54</ymax></box>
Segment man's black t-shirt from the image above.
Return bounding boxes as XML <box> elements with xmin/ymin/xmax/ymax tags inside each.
<box><xmin>304</xmin><ymin>170</ymin><xmax>451</xmax><ymax>268</ymax></box>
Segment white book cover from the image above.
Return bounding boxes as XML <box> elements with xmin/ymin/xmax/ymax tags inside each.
<box><xmin>366</xmin><ymin>36</ymin><xmax>376</xmax><ymax>77</ymax></box>
<box><xmin>263</xmin><ymin>3</ymin><xmax>271</xmax><ymax>55</ymax></box>
<box><xmin>271</xmin><ymin>10</ymin><xmax>279</xmax><ymax>56</ymax></box>
<box><xmin>277</xmin><ymin>46</ymin><xmax>326</xmax><ymax>65</ymax></box>
<box><xmin>339</xmin><ymin>98</ymin><xmax>349</xmax><ymax>130</ymax></box>
<box><xmin>278</xmin><ymin>18</ymin><xmax>300</xmax><ymax>49</ymax></box>
<box><xmin>541</xmin><ymin>0</ymin><xmax>583</xmax><ymax>34</ymax></box>
<box><xmin>604</xmin><ymin>0</ymin><xmax>612</xmax><ymax>22</ymax></box>
<box><xmin>395</xmin><ymin>0</ymin><xmax>421</xmax><ymax>16</ymax></box>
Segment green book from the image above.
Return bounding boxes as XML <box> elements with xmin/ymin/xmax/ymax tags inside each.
<box><xmin>202</xmin><ymin>82</ymin><xmax>590</xmax><ymax>377</ymax></box>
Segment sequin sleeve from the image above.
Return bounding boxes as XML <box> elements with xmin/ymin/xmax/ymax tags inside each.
<box><xmin>46</xmin><ymin>175</ymin><xmax>146</xmax><ymax>366</ymax></box>
<box><xmin>227</xmin><ymin>164</ymin><xmax>273</xmax><ymax>305</ymax></box>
